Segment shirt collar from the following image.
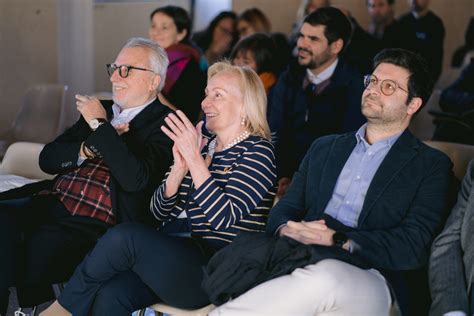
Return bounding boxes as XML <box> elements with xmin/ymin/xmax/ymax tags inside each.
<box><xmin>355</xmin><ymin>123</ymin><xmax>403</xmax><ymax>148</ymax></box>
<box><xmin>111</xmin><ymin>97</ymin><xmax>156</xmax><ymax>126</ymax></box>
<box><xmin>411</xmin><ymin>10</ymin><xmax>428</xmax><ymax>19</ymax></box>
<box><xmin>306</xmin><ymin>58</ymin><xmax>338</xmax><ymax>85</ymax></box>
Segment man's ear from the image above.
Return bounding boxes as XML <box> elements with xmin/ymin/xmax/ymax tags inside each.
<box><xmin>151</xmin><ymin>75</ymin><xmax>161</xmax><ymax>92</ymax></box>
<box><xmin>330</xmin><ymin>38</ymin><xmax>344</xmax><ymax>55</ymax></box>
<box><xmin>407</xmin><ymin>96</ymin><xmax>423</xmax><ymax>115</ymax></box>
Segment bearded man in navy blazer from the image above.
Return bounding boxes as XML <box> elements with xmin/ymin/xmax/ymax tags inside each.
<box><xmin>211</xmin><ymin>49</ymin><xmax>454</xmax><ymax>316</ymax></box>
<box><xmin>0</xmin><ymin>37</ymin><xmax>173</xmax><ymax>314</ymax></box>
<box><xmin>268</xmin><ymin>7</ymin><xmax>366</xmax><ymax>199</ymax></box>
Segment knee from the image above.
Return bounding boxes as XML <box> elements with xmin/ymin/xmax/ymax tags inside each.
<box><xmin>296</xmin><ymin>259</ymin><xmax>352</xmax><ymax>291</ymax></box>
<box><xmin>96</xmin><ymin>222</ymin><xmax>144</xmax><ymax>249</ymax></box>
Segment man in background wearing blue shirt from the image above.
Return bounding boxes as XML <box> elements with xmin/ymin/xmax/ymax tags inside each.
<box><xmin>211</xmin><ymin>49</ymin><xmax>453</xmax><ymax>315</ymax></box>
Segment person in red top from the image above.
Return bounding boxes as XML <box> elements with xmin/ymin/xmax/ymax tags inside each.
<box><xmin>149</xmin><ymin>5</ymin><xmax>206</xmax><ymax>123</ymax></box>
<box><xmin>0</xmin><ymin>37</ymin><xmax>173</xmax><ymax>314</ymax></box>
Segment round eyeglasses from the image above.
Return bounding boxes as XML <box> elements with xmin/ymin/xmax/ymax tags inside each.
<box><xmin>106</xmin><ymin>63</ymin><xmax>156</xmax><ymax>78</ymax></box>
<box><xmin>363</xmin><ymin>74</ymin><xmax>409</xmax><ymax>96</ymax></box>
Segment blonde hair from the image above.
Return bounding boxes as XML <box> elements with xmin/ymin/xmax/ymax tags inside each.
<box><xmin>238</xmin><ymin>8</ymin><xmax>271</xmax><ymax>33</ymax></box>
<box><xmin>208</xmin><ymin>61</ymin><xmax>271</xmax><ymax>140</ymax></box>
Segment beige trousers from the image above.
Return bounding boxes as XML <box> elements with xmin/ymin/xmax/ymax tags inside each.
<box><xmin>209</xmin><ymin>259</ymin><xmax>392</xmax><ymax>316</ymax></box>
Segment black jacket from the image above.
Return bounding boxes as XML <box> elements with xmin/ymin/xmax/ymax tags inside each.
<box><xmin>440</xmin><ymin>61</ymin><xmax>474</xmax><ymax>114</ymax></box>
<box><xmin>393</xmin><ymin>11</ymin><xmax>445</xmax><ymax>82</ymax></box>
<box><xmin>0</xmin><ymin>98</ymin><xmax>173</xmax><ymax>224</ymax></box>
<box><xmin>267</xmin><ymin>61</ymin><xmax>366</xmax><ymax>178</ymax></box>
<box><xmin>166</xmin><ymin>58</ymin><xmax>206</xmax><ymax>123</ymax></box>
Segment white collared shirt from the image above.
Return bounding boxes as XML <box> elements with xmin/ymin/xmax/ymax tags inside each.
<box><xmin>306</xmin><ymin>59</ymin><xmax>339</xmax><ymax>85</ymax></box>
<box><xmin>111</xmin><ymin>97</ymin><xmax>156</xmax><ymax>126</ymax></box>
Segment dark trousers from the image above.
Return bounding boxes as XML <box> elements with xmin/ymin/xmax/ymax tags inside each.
<box><xmin>58</xmin><ymin>222</ymin><xmax>214</xmax><ymax>316</ymax></box>
<box><xmin>0</xmin><ymin>195</ymin><xmax>109</xmax><ymax>314</ymax></box>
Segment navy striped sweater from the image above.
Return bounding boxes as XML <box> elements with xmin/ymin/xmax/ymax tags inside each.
<box><xmin>150</xmin><ymin>135</ymin><xmax>277</xmax><ymax>249</ymax></box>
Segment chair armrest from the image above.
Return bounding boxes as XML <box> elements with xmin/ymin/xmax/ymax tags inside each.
<box><xmin>0</xmin><ymin>142</ymin><xmax>55</xmax><ymax>180</ymax></box>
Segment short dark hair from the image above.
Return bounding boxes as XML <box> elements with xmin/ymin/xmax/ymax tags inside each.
<box><xmin>230</xmin><ymin>33</ymin><xmax>276</xmax><ymax>74</ymax></box>
<box><xmin>373</xmin><ymin>48</ymin><xmax>434</xmax><ymax>109</ymax></box>
<box><xmin>303</xmin><ymin>7</ymin><xmax>352</xmax><ymax>52</ymax></box>
<box><xmin>150</xmin><ymin>6</ymin><xmax>191</xmax><ymax>43</ymax></box>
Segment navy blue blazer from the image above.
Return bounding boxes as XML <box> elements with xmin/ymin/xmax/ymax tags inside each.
<box><xmin>267</xmin><ymin>129</ymin><xmax>454</xmax><ymax>314</ymax></box>
<box><xmin>267</xmin><ymin>60</ymin><xmax>366</xmax><ymax>178</ymax></box>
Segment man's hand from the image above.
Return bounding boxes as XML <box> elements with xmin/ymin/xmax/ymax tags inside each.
<box><xmin>280</xmin><ymin>220</ymin><xmax>335</xmax><ymax>246</ymax></box>
<box><xmin>76</xmin><ymin>94</ymin><xmax>107</xmax><ymax>124</ymax></box>
<box><xmin>277</xmin><ymin>177</ymin><xmax>291</xmax><ymax>198</ymax></box>
<box><xmin>113</xmin><ymin>123</ymin><xmax>130</xmax><ymax>136</ymax></box>
<box><xmin>79</xmin><ymin>142</ymin><xmax>95</xmax><ymax>159</ymax></box>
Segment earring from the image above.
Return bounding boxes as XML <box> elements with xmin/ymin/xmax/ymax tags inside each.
<box><xmin>240</xmin><ymin>116</ymin><xmax>246</xmax><ymax>126</ymax></box>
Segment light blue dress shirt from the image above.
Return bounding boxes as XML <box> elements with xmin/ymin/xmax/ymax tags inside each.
<box><xmin>324</xmin><ymin>124</ymin><xmax>402</xmax><ymax>227</ymax></box>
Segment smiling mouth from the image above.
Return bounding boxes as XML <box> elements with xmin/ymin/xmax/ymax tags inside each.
<box><xmin>205</xmin><ymin>113</ymin><xmax>217</xmax><ymax>119</ymax></box>
<box><xmin>113</xmin><ymin>86</ymin><xmax>126</xmax><ymax>92</ymax></box>
<box><xmin>298</xmin><ymin>49</ymin><xmax>311</xmax><ymax>56</ymax></box>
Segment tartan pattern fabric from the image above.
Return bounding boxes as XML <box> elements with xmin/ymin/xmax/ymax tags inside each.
<box><xmin>51</xmin><ymin>159</ymin><xmax>115</xmax><ymax>225</ymax></box>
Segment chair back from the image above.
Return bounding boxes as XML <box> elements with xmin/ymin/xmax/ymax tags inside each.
<box><xmin>409</xmin><ymin>89</ymin><xmax>441</xmax><ymax>141</ymax></box>
<box><xmin>424</xmin><ymin>140</ymin><xmax>474</xmax><ymax>180</ymax></box>
<box><xmin>435</xmin><ymin>67</ymin><xmax>462</xmax><ymax>89</ymax></box>
<box><xmin>12</xmin><ymin>84</ymin><xmax>68</xmax><ymax>144</ymax></box>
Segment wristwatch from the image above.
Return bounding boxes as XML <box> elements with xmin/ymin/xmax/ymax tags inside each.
<box><xmin>89</xmin><ymin>118</ymin><xmax>107</xmax><ymax>131</ymax></box>
<box><xmin>332</xmin><ymin>231</ymin><xmax>348</xmax><ymax>248</ymax></box>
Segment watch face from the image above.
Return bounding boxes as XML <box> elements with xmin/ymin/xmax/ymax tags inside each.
<box><xmin>333</xmin><ymin>231</ymin><xmax>348</xmax><ymax>247</ymax></box>
<box><xmin>89</xmin><ymin>119</ymin><xmax>99</xmax><ymax>129</ymax></box>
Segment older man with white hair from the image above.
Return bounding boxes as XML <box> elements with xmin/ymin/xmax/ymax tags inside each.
<box><xmin>0</xmin><ymin>37</ymin><xmax>173</xmax><ymax>314</ymax></box>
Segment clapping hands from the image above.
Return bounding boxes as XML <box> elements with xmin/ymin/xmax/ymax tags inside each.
<box><xmin>161</xmin><ymin>110</ymin><xmax>207</xmax><ymax>170</ymax></box>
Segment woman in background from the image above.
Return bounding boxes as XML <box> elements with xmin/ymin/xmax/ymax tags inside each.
<box><xmin>149</xmin><ymin>5</ymin><xmax>205</xmax><ymax>122</ymax></box>
<box><xmin>192</xmin><ymin>11</ymin><xmax>238</xmax><ymax>67</ymax></box>
<box><xmin>236</xmin><ymin>8</ymin><xmax>271</xmax><ymax>38</ymax></box>
<box><xmin>235</xmin><ymin>9</ymin><xmax>291</xmax><ymax>75</ymax></box>
<box><xmin>231</xmin><ymin>33</ymin><xmax>278</xmax><ymax>94</ymax></box>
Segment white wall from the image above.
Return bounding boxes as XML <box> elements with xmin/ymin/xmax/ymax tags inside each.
<box><xmin>57</xmin><ymin>0</ymin><xmax>94</xmax><ymax>128</ymax></box>
<box><xmin>193</xmin><ymin>0</ymin><xmax>232</xmax><ymax>32</ymax></box>
<box><xmin>0</xmin><ymin>0</ymin><xmax>58</xmax><ymax>130</ymax></box>
<box><xmin>93</xmin><ymin>0</ymin><xmax>190</xmax><ymax>93</ymax></box>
